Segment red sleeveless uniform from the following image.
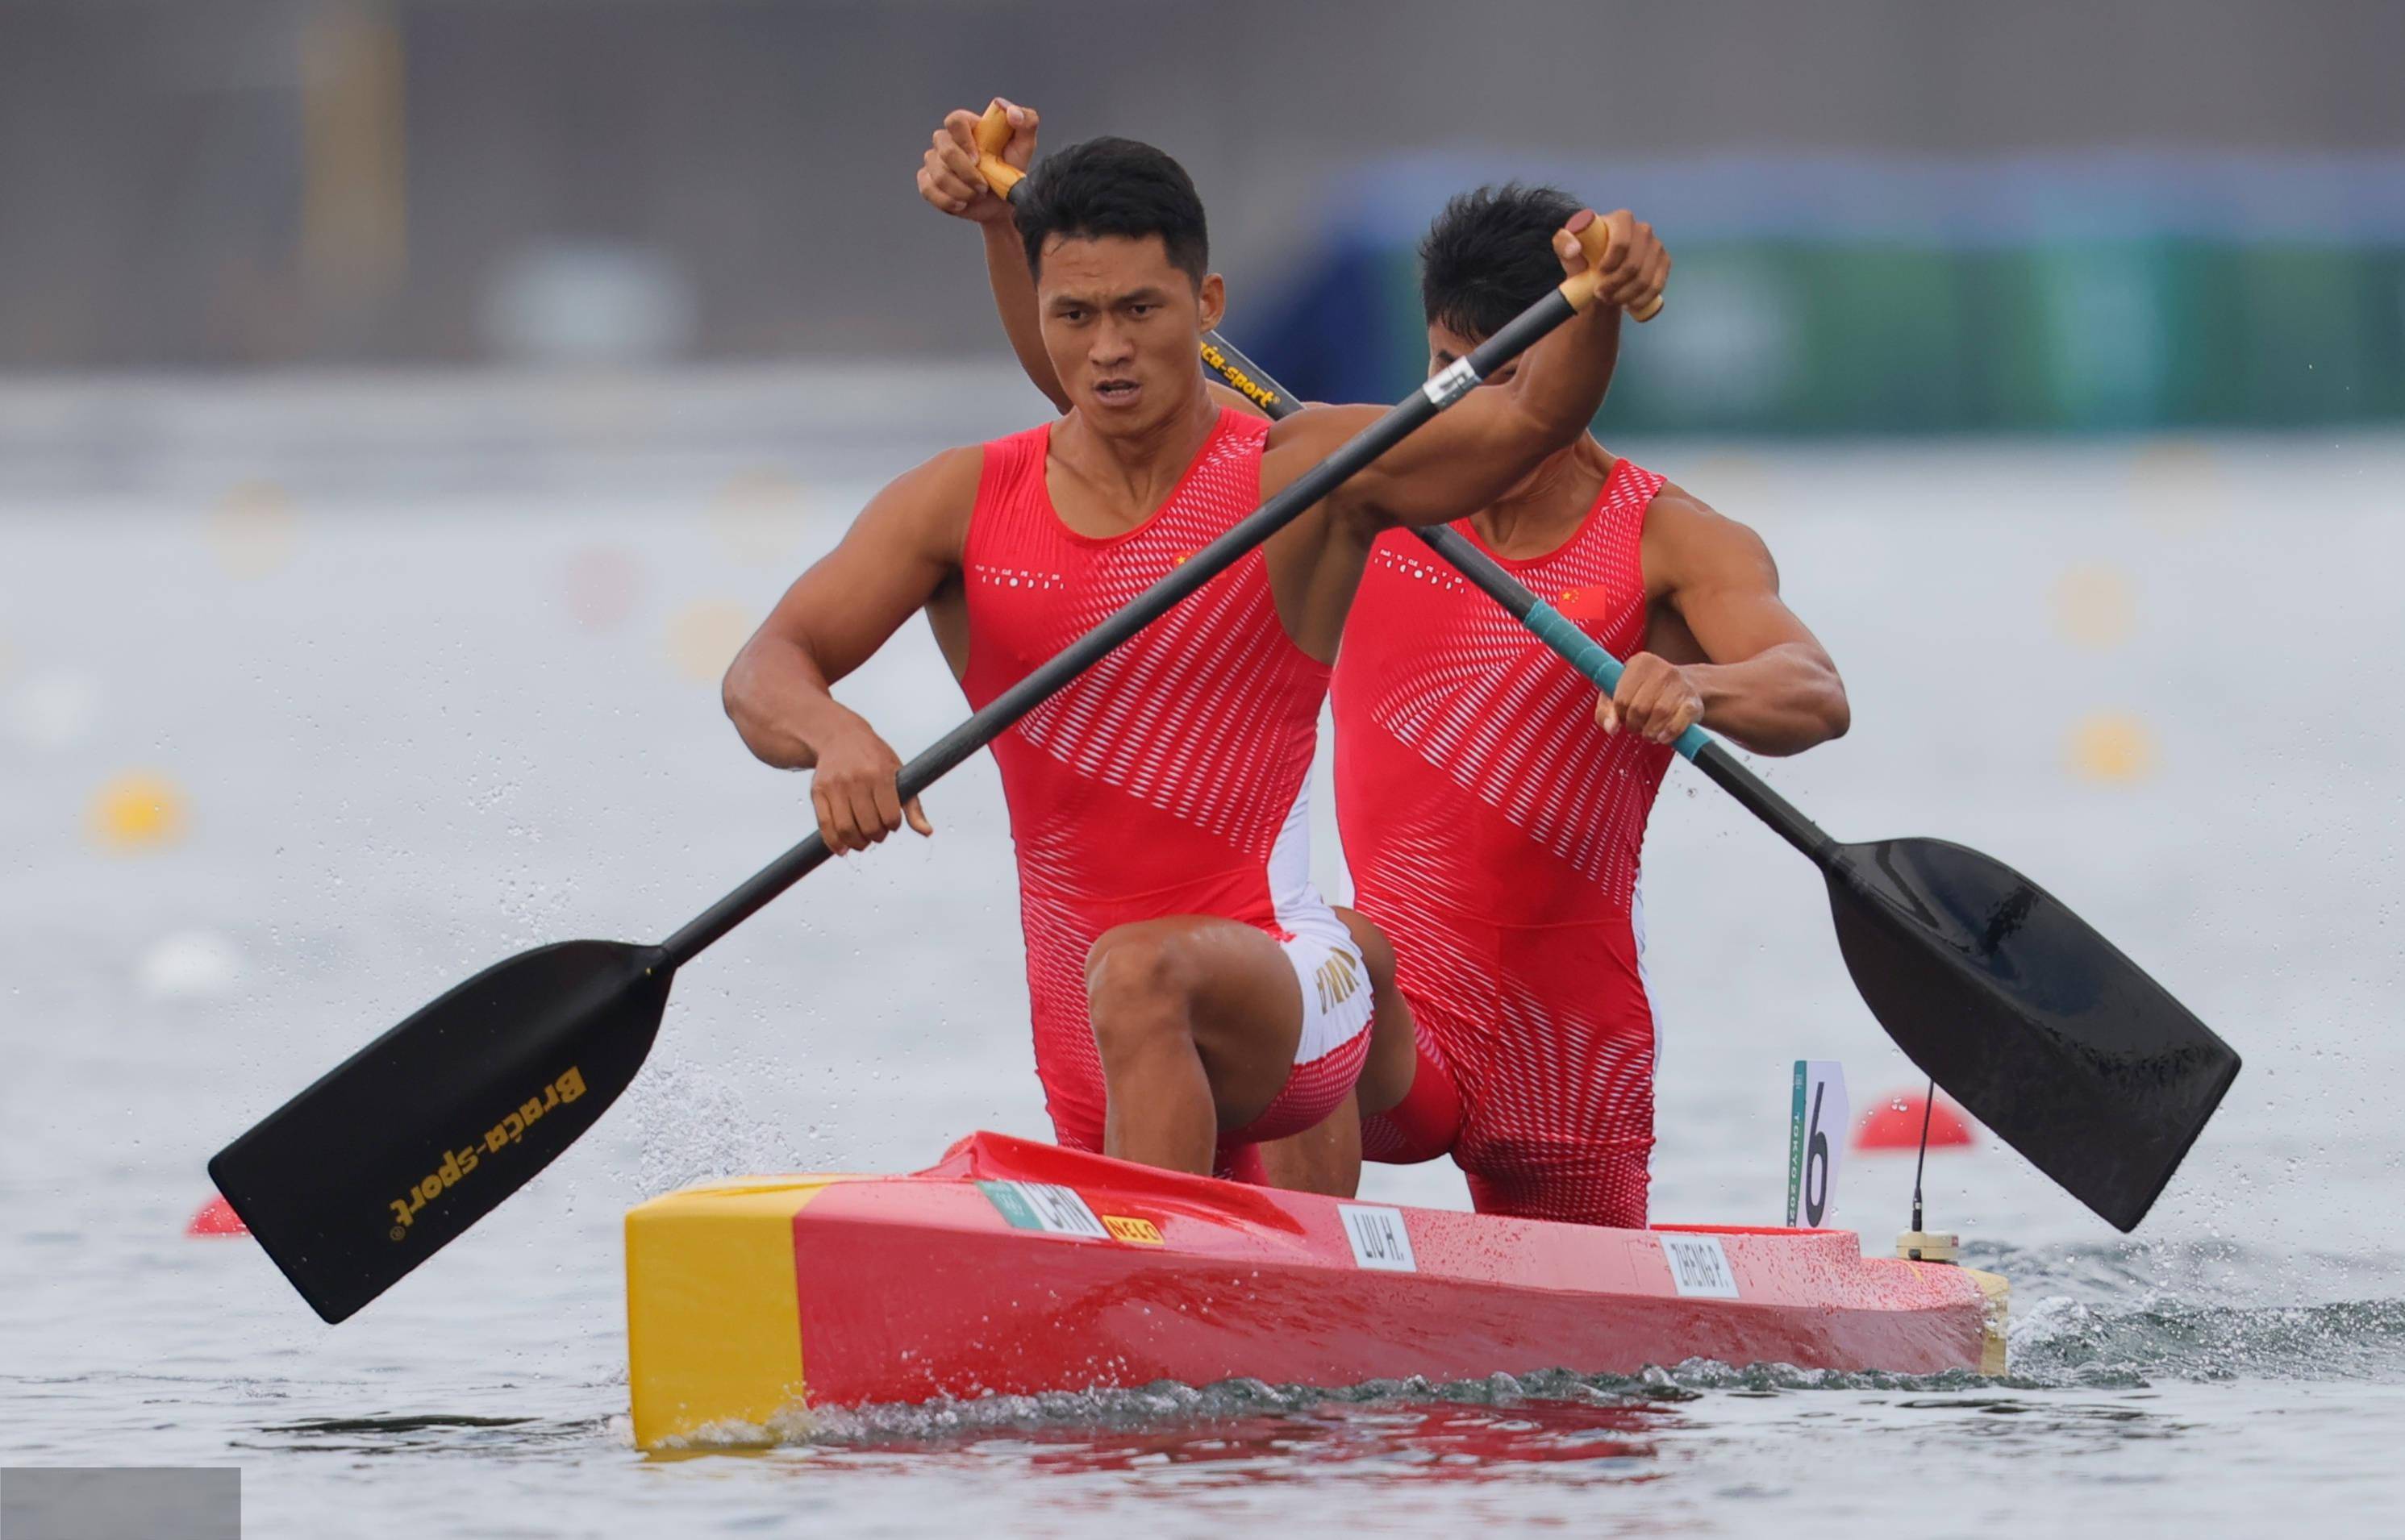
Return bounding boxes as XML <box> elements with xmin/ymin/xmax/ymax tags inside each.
<box><xmin>1334</xmin><ymin>458</ymin><xmax>1672</xmax><ymax>1226</ymax></box>
<box><xmin>961</xmin><ymin>408</ymin><xmax>1373</xmax><ymax>1159</ymax></box>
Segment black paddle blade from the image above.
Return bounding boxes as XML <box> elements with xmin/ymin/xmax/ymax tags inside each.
<box><xmin>208</xmin><ymin>939</ymin><xmax>673</xmax><ymax>1322</ymax></box>
<box><xmin>1824</xmin><ymin>837</ymin><xmax>2239</xmax><ymax>1232</ymax></box>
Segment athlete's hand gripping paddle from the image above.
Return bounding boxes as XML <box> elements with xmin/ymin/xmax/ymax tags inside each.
<box><xmin>208</xmin><ymin>207</ymin><xmax>1633</xmax><ymax>1324</ymax></box>
<box><xmin>1172</xmin><ymin>331</ymin><xmax>2237</xmax><ymax>1234</ymax></box>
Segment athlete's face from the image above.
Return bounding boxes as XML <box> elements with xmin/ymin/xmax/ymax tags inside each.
<box><xmin>1036</xmin><ymin>234</ymin><xmax>1223</xmax><ymax>434</ymax></box>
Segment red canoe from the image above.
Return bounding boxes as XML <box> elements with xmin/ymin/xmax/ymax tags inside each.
<box><xmin>625</xmin><ymin>1131</ymin><xmax>2007</xmax><ymax>1449</ymax></box>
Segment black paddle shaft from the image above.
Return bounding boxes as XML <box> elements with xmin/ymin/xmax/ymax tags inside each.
<box><xmin>210</xmin><ymin>273</ymin><xmax>1608</xmax><ymax>1323</ymax></box>
<box><xmin>657</xmin><ymin>296</ymin><xmax>1573</xmax><ymax>972</ymax></box>
<box><xmin>1197</xmin><ymin>329</ymin><xmax>1844</xmax><ymax>857</ymax></box>
<box><xmin>1193</xmin><ymin>328</ymin><xmax>2238</xmax><ymax>1232</ymax></box>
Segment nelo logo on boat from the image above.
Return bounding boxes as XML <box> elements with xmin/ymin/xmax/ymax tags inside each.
<box><xmin>387</xmin><ymin>1067</ymin><xmax>588</xmax><ymax>1240</ymax></box>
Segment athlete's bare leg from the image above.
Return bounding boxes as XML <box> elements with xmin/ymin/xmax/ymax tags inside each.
<box><xmin>1085</xmin><ymin>915</ymin><xmax>1314</xmax><ymax>1176</ymax></box>
<box><xmin>1253</xmin><ymin>1090</ymin><xmax>1363</xmax><ymax>1196</ymax></box>
<box><xmin>1253</xmin><ymin>909</ymin><xmax>1412</xmax><ymax>1196</ymax></box>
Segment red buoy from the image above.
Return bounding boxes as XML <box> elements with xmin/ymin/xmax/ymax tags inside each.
<box><xmin>1853</xmin><ymin>1090</ymin><xmax>1975</xmax><ymax>1151</ymax></box>
<box><xmin>185</xmin><ymin>1194</ymin><xmax>249</xmax><ymax>1237</ymax></box>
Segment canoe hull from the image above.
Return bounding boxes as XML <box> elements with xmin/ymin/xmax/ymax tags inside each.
<box><xmin>625</xmin><ymin>1131</ymin><xmax>2005</xmax><ymax>1449</ymax></box>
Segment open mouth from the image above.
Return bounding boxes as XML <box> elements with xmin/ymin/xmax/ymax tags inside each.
<box><xmin>1092</xmin><ymin>378</ymin><xmax>1141</xmax><ymax>406</ymax></box>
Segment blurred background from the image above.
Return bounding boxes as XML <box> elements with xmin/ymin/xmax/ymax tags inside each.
<box><xmin>6</xmin><ymin>4</ymin><xmax>2405</xmax><ymax>1533</ymax></box>
<box><xmin>6</xmin><ymin>0</ymin><xmax>2403</xmax><ymax>1207</ymax></box>
<box><xmin>6</xmin><ymin>0</ymin><xmax>2403</xmax><ymax>425</ymax></box>
<box><xmin>6</xmin><ymin>2</ymin><xmax>2403</xmax><ymax>1171</ymax></box>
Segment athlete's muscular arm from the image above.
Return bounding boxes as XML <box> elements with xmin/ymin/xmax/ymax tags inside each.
<box><xmin>1268</xmin><ymin>210</ymin><xmax>1665</xmax><ymax>531</ymax></box>
<box><xmin>723</xmin><ymin>448</ymin><xmax>978</xmax><ymax>851</ymax></box>
<box><xmin>917</xmin><ymin>101</ymin><xmax>1268</xmax><ymax>421</ymax></box>
<box><xmin>917</xmin><ymin>102</ymin><xmax>1071</xmax><ymax>413</ymax></box>
<box><xmin>1598</xmin><ymin>485</ymin><xmax>1849</xmax><ymax>756</ymax></box>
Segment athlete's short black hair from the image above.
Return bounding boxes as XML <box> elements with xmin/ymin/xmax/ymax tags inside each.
<box><xmin>1015</xmin><ymin>137</ymin><xmax>1209</xmax><ymax>285</ymax></box>
<box><xmin>1419</xmin><ymin>182</ymin><xmax>1584</xmax><ymax>341</ymax></box>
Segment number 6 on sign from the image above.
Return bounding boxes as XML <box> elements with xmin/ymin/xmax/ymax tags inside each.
<box><xmin>1786</xmin><ymin>1059</ymin><xmax>1849</xmax><ymax>1228</ymax></box>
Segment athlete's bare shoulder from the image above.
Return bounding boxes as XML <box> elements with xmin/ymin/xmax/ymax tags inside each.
<box><xmin>737</xmin><ymin>442</ymin><xmax>990</xmax><ymax>701</ymax></box>
<box><xmin>852</xmin><ymin>442</ymin><xmax>985</xmax><ymax>568</ymax></box>
<box><xmin>1261</xmin><ymin>402</ymin><xmax>1378</xmax><ymax>455</ymax></box>
<box><xmin>1641</xmin><ymin>478</ymin><xmax>1780</xmax><ymax>600</ymax></box>
<box><xmin>1257</xmin><ymin>403</ymin><xmax>1384</xmax><ymax>522</ymax></box>
<box><xmin>893</xmin><ymin>441</ymin><xmax>986</xmax><ymax>510</ymax></box>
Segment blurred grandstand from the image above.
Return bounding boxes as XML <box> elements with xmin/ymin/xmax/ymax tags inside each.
<box><xmin>2</xmin><ymin>0</ymin><xmax>2399</xmax><ymax>437</ymax></box>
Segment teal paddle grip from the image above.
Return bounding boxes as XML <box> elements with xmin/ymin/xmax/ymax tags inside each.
<box><xmin>1521</xmin><ymin>601</ymin><xmax>1713</xmax><ymax>763</ymax></box>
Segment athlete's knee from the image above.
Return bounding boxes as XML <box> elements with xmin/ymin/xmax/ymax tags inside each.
<box><xmin>1085</xmin><ymin>927</ymin><xmax>1204</xmax><ymax>1061</ymax></box>
<box><xmin>1086</xmin><ymin>926</ymin><xmax>1207</xmax><ymax>1006</ymax></box>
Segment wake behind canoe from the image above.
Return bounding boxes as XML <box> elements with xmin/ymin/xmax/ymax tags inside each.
<box><xmin>625</xmin><ymin>1131</ymin><xmax>2007</xmax><ymax>1449</ymax></box>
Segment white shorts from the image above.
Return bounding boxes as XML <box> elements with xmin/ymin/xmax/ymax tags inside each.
<box><xmin>1278</xmin><ymin>909</ymin><xmax>1377</xmax><ymax>1068</ymax></box>
<box><xmin>1223</xmin><ymin>910</ymin><xmax>1378</xmax><ymax>1147</ymax></box>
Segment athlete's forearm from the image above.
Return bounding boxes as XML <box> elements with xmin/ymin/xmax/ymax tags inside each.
<box><xmin>982</xmin><ymin>222</ymin><xmax>1069</xmax><ymax>414</ymax></box>
<box><xmin>1342</xmin><ymin>301</ymin><xmax>1623</xmax><ymax>530</ymax></box>
<box><xmin>1500</xmin><ymin>298</ymin><xmax>1623</xmax><ymax>451</ymax></box>
<box><xmin>722</xmin><ymin>636</ymin><xmax>873</xmax><ymax>772</ymax></box>
<box><xmin>1452</xmin><ymin>206</ymin><xmax>1670</xmax><ymax>496</ymax></box>
<box><xmin>723</xmin><ymin>446</ymin><xmax>973</xmax><ymax>772</ymax></box>
<box><xmin>1687</xmin><ymin>643</ymin><xmax>1850</xmax><ymax>756</ymax></box>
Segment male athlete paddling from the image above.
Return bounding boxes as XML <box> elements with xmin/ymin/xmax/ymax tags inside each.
<box><xmin>1339</xmin><ymin>183</ymin><xmax>1846</xmax><ymax>1225</ymax></box>
<box><xmin>923</xmin><ymin>107</ymin><xmax>1842</xmax><ymax>1225</ymax></box>
<box><xmin>730</xmin><ymin>127</ymin><xmax>1667</xmax><ymax>1187</ymax></box>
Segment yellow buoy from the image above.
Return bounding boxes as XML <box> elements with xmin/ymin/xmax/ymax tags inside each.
<box><xmin>2065</xmin><ymin>712</ymin><xmax>2159</xmax><ymax>785</ymax></box>
<box><xmin>665</xmin><ymin>600</ymin><xmax>756</xmax><ymax>684</ymax></box>
<box><xmin>90</xmin><ymin>771</ymin><xmax>190</xmax><ymax>850</ymax></box>
<box><xmin>2050</xmin><ymin>564</ymin><xmax>2137</xmax><ymax>651</ymax></box>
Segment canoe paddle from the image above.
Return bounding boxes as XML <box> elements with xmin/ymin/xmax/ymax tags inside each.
<box><xmin>1174</xmin><ymin>321</ymin><xmax>2238</xmax><ymax>1233</ymax></box>
<box><xmin>208</xmin><ymin>216</ymin><xmax>1644</xmax><ymax>1324</ymax></box>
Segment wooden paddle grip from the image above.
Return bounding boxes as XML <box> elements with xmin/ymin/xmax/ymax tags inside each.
<box><xmin>1559</xmin><ymin>213</ymin><xmax>1665</xmax><ymax>322</ymax></box>
<box><xmin>974</xmin><ymin>101</ymin><xmax>1025</xmax><ymax>199</ymax></box>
